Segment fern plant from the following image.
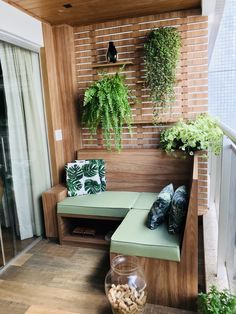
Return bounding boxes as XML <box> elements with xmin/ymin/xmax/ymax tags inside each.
<box><xmin>160</xmin><ymin>114</ymin><xmax>223</xmax><ymax>156</ymax></box>
<box><xmin>198</xmin><ymin>286</ymin><xmax>236</xmax><ymax>314</ymax></box>
<box><xmin>82</xmin><ymin>71</ymin><xmax>133</xmax><ymax>151</ymax></box>
<box><xmin>144</xmin><ymin>27</ymin><xmax>181</xmax><ymax>119</ymax></box>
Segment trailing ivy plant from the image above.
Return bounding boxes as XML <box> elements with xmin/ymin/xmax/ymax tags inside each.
<box><xmin>198</xmin><ymin>286</ymin><xmax>236</xmax><ymax>314</ymax></box>
<box><xmin>82</xmin><ymin>71</ymin><xmax>133</xmax><ymax>151</ymax></box>
<box><xmin>160</xmin><ymin>114</ymin><xmax>223</xmax><ymax>156</ymax></box>
<box><xmin>144</xmin><ymin>27</ymin><xmax>181</xmax><ymax>118</ymax></box>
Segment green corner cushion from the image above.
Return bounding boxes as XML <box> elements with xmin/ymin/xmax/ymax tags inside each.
<box><xmin>110</xmin><ymin>209</ymin><xmax>181</xmax><ymax>261</ymax></box>
<box><xmin>57</xmin><ymin>191</ymin><xmax>140</xmax><ymax>218</ymax></box>
<box><xmin>132</xmin><ymin>192</ymin><xmax>158</xmax><ymax>210</ymax></box>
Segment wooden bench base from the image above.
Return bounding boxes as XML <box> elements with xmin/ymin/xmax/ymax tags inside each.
<box><xmin>57</xmin><ymin>213</ymin><xmax>122</xmax><ymax>248</ymax></box>
<box><xmin>110</xmin><ymin>252</ymin><xmax>198</xmax><ymax>311</ymax></box>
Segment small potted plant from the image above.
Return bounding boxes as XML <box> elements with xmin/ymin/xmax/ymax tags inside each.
<box><xmin>82</xmin><ymin>70</ymin><xmax>133</xmax><ymax>151</ymax></box>
<box><xmin>198</xmin><ymin>286</ymin><xmax>236</xmax><ymax>313</ymax></box>
<box><xmin>160</xmin><ymin>114</ymin><xmax>223</xmax><ymax>156</ymax></box>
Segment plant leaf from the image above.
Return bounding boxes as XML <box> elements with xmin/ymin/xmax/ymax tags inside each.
<box><xmin>82</xmin><ymin>161</ymin><xmax>98</xmax><ymax>177</ymax></box>
<box><xmin>82</xmin><ymin>71</ymin><xmax>133</xmax><ymax>151</ymax></box>
<box><xmin>84</xmin><ymin>179</ymin><xmax>101</xmax><ymax>194</ymax></box>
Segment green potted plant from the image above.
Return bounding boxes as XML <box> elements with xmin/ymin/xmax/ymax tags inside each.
<box><xmin>160</xmin><ymin>114</ymin><xmax>223</xmax><ymax>156</ymax></box>
<box><xmin>144</xmin><ymin>27</ymin><xmax>181</xmax><ymax>119</ymax></box>
<box><xmin>198</xmin><ymin>286</ymin><xmax>236</xmax><ymax>313</ymax></box>
<box><xmin>82</xmin><ymin>71</ymin><xmax>133</xmax><ymax>151</ymax></box>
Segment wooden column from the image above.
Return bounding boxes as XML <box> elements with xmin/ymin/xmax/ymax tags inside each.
<box><xmin>41</xmin><ymin>23</ymin><xmax>81</xmax><ymax>185</ymax></box>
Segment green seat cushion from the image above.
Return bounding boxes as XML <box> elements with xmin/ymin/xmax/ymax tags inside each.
<box><xmin>110</xmin><ymin>209</ymin><xmax>181</xmax><ymax>261</ymax></box>
<box><xmin>132</xmin><ymin>192</ymin><xmax>158</xmax><ymax>210</ymax></box>
<box><xmin>57</xmin><ymin>191</ymin><xmax>140</xmax><ymax>218</ymax></box>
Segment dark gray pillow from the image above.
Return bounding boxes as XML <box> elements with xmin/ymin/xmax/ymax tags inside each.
<box><xmin>147</xmin><ymin>183</ymin><xmax>174</xmax><ymax>230</ymax></box>
<box><xmin>168</xmin><ymin>185</ymin><xmax>188</xmax><ymax>234</ymax></box>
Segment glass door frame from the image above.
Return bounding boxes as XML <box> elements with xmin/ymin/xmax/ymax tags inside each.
<box><xmin>0</xmin><ymin>223</ymin><xmax>6</xmax><ymax>266</ymax></box>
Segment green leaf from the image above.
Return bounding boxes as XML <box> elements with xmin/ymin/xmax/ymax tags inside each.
<box><xmin>84</xmin><ymin>179</ymin><xmax>101</xmax><ymax>194</ymax></box>
<box><xmin>66</xmin><ymin>164</ymin><xmax>83</xmax><ymax>195</ymax></box>
<box><xmin>198</xmin><ymin>286</ymin><xmax>236</xmax><ymax>314</ymax></box>
<box><xmin>82</xmin><ymin>161</ymin><xmax>98</xmax><ymax>177</ymax></box>
<box><xmin>97</xmin><ymin>160</ymin><xmax>105</xmax><ymax>178</ymax></box>
<box><xmin>101</xmin><ymin>180</ymin><xmax>106</xmax><ymax>192</ymax></box>
<box><xmin>66</xmin><ymin>164</ymin><xmax>83</xmax><ymax>180</ymax></box>
<box><xmin>67</xmin><ymin>180</ymin><xmax>82</xmax><ymax>196</ymax></box>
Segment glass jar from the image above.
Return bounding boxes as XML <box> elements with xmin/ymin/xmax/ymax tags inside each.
<box><xmin>105</xmin><ymin>255</ymin><xmax>147</xmax><ymax>314</ymax></box>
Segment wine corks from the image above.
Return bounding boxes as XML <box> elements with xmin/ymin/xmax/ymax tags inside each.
<box><xmin>107</xmin><ymin>283</ymin><xmax>147</xmax><ymax>314</ymax></box>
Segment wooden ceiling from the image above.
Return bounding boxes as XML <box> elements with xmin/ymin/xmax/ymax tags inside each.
<box><xmin>4</xmin><ymin>0</ymin><xmax>201</xmax><ymax>26</ymax></box>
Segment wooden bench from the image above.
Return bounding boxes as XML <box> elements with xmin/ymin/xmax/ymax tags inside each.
<box><xmin>42</xmin><ymin>149</ymin><xmax>194</xmax><ymax>238</ymax></box>
<box><xmin>42</xmin><ymin>148</ymin><xmax>198</xmax><ymax>311</ymax></box>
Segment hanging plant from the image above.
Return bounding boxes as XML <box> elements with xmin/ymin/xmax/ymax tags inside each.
<box><xmin>144</xmin><ymin>27</ymin><xmax>181</xmax><ymax>119</ymax></box>
<box><xmin>82</xmin><ymin>71</ymin><xmax>133</xmax><ymax>151</ymax></box>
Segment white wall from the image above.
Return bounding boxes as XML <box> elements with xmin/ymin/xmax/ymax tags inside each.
<box><xmin>209</xmin><ymin>0</ymin><xmax>236</xmax><ymax>130</ymax></box>
<box><xmin>202</xmin><ymin>0</ymin><xmax>216</xmax><ymax>37</ymax></box>
<box><xmin>0</xmin><ymin>0</ymin><xmax>43</xmax><ymax>50</ymax></box>
<box><xmin>202</xmin><ymin>0</ymin><xmax>226</xmax><ymax>62</ymax></box>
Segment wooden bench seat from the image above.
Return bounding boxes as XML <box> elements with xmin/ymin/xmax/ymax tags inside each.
<box><xmin>110</xmin><ymin>209</ymin><xmax>181</xmax><ymax>261</ymax></box>
<box><xmin>57</xmin><ymin>191</ymin><xmax>141</xmax><ymax>218</ymax></box>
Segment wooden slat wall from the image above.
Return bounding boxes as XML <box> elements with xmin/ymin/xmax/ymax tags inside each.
<box><xmin>73</xmin><ymin>9</ymin><xmax>208</xmax><ymax>214</ymax></box>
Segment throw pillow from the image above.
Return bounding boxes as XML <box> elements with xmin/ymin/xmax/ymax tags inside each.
<box><xmin>168</xmin><ymin>185</ymin><xmax>188</xmax><ymax>235</ymax></box>
<box><xmin>146</xmin><ymin>183</ymin><xmax>174</xmax><ymax>230</ymax></box>
<box><xmin>65</xmin><ymin>160</ymin><xmax>101</xmax><ymax>197</ymax></box>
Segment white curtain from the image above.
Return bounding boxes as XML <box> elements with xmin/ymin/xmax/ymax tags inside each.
<box><xmin>0</xmin><ymin>41</ymin><xmax>51</xmax><ymax>239</ymax></box>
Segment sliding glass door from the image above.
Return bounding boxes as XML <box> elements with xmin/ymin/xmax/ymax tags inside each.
<box><xmin>0</xmin><ymin>62</ymin><xmax>17</xmax><ymax>266</ymax></box>
<box><xmin>0</xmin><ymin>41</ymin><xmax>51</xmax><ymax>267</ymax></box>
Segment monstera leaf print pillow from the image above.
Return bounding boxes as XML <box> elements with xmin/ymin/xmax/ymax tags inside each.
<box><xmin>65</xmin><ymin>160</ymin><xmax>101</xmax><ymax>197</ymax></box>
<box><xmin>65</xmin><ymin>159</ymin><xmax>106</xmax><ymax>197</ymax></box>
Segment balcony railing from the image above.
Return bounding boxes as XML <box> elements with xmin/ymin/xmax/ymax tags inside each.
<box><xmin>209</xmin><ymin>121</ymin><xmax>236</xmax><ymax>292</ymax></box>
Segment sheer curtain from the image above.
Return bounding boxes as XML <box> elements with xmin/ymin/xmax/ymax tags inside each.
<box><xmin>0</xmin><ymin>41</ymin><xmax>51</xmax><ymax>239</ymax></box>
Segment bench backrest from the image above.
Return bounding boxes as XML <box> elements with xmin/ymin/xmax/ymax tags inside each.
<box><xmin>77</xmin><ymin>149</ymin><xmax>193</xmax><ymax>193</ymax></box>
